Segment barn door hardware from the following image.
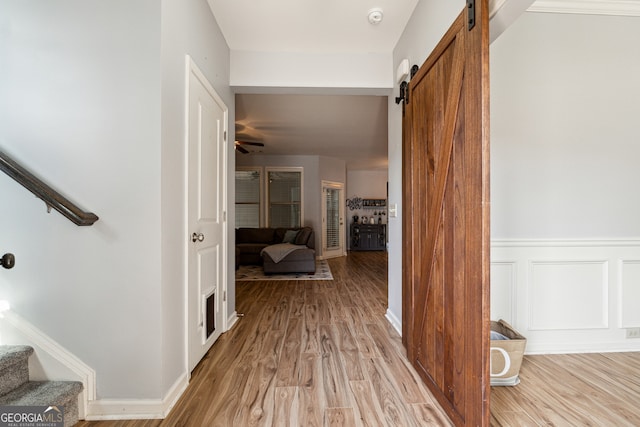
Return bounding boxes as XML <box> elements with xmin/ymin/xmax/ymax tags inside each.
<box><xmin>395</xmin><ymin>81</ymin><xmax>408</xmax><ymax>105</ymax></box>
<box><xmin>467</xmin><ymin>0</ymin><xmax>475</xmax><ymax>30</ymax></box>
<box><xmin>410</xmin><ymin>65</ymin><xmax>419</xmax><ymax>79</ymax></box>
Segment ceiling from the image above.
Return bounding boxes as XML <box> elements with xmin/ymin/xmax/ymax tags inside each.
<box><xmin>235</xmin><ymin>94</ymin><xmax>389</xmax><ymax>170</ymax></box>
<box><xmin>208</xmin><ymin>0</ymin><xmax>419</xmax><ymax>170</ymax></box>
<box><xmin>208</xmin><ymin>1</ymin><xmax>640</xmax><ymax>170</ymax></box>
<box><xmin>208</xmin><ymin>0</ymin><xmax>419</xmax><ymax>53</ymax></box>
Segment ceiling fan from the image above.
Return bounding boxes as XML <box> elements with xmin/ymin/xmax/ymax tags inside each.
<box><xmin>234</xmin><ymin>140</ymin><xmax>264</xmax><ymax>154</ymax></box>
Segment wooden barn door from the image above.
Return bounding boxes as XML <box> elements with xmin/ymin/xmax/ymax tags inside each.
<box><xmin>402</xmin><ymin>2</ymin><xmax>490</xmax><ymax>426</ymax></box>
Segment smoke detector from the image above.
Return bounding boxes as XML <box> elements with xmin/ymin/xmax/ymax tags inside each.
<box><xmin>368</xmin><ymin>8</ymin><xmax>383</xmax><ymax>25</ymax></box>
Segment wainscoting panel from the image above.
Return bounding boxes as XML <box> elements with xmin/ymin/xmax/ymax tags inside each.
<box><xmin>491</xmin><ymin>240</ymin><xmax>640</xmax><ymax>354</ymax></box>
<box><xmin>529</xmin><ymin>260</ymin><xmax>608</xmax><ymax>331</ymax></box>
<box><xmin>490</xmin><ymin>262</ymin><xmax>516</xmax><ymax>324</ymax></box>
<box><xmin>620</xmin><ymin>260</ymin><xmax>640</xmax><ymax>328</ymax></box>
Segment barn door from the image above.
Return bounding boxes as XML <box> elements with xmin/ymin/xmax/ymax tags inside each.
<box><xmin>402</xmin><ymin>2</ymin><xmax>490</xmax><ymax>426</ymax></box>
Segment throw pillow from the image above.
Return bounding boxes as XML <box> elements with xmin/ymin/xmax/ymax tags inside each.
<box><xmin>295</xmin><ymin>227</ymin><xmax>312</xmax><ymax>245</ymax></box>
<box><xmin>282</xmin><ymin>229</ymin><xmax>299</xmax><ymax>244</ymax></box>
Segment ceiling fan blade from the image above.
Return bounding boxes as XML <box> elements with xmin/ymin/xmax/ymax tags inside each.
<box><xmin>235</xmin><ymin>145</ymin><xmax>249</xmax><ymax>154</ymax></box>
<box><xmin>236</xmin><ymin>140</ymin><xmax>264</xmax><ymax>147</ymax></box>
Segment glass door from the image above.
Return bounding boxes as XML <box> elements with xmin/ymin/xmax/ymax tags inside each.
<box><xmin>322</xmin><ymin>181</ymin><xmax>345</xmax><ymax>259</ymax></box>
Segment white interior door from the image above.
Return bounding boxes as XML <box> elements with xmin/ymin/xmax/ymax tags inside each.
<box><xmin>187</xmin><ymin>57</ymin><xmax>227</xmax><ymax>372</ymax></box>
<box><xmin>322</xmin><ymin>181</ymin><xmax>345</xmax><ymax>259</ymax></box>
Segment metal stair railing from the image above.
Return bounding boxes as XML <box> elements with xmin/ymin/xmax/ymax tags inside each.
<box><xmin>0</xmin><ymin>149</ymin><xmax>99</xmax><ymax>226</ymax></box>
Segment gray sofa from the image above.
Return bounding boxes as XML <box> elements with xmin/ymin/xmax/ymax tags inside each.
<box><xmin>235</xmin><ymin>227</ymin><xmax>316</xmax><ymax>274</ymax></box>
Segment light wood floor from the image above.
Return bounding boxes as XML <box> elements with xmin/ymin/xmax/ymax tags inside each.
<box><xmin>77</xmin><ymin>251</ymin><xmax>452</xmax><ymax>427</ymax></box>
<box><xmin>76</xmin><ymin>251</ymin><xmax>640</xmax><ymax>426</ymax></box>
<box><xmin>490</xmin><ymin>351</ymin><xmax>640</xmax><ymax>426</ymax></box>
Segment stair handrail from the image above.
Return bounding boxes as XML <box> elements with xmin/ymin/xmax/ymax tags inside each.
<box><xmin>0</xmin><ymin>150</ymin><xmax>99</xmax><ymax>226</ymax></box>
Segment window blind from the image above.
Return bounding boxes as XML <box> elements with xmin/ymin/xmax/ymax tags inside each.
<box><xmin>268</xmin><ymin>171</ymin><xmax>301</xmax><ymax>228</ymax></box>
<box><xmin>325</xmin><ymin>188</ymin><xmax>340</xmax><ymax>249</ymax></box>
<box><xmin>235</xmin><ymin>170</ymin><xmax>260</xmax><ymax>228</ymax></box>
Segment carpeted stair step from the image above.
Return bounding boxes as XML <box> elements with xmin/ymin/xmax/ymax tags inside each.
<box><xmin>0</xmin><ymin>345</ymin><xmax>34</xmax><ymax>397</ymax></box>
<box><xmin>0</xmin><ymin>381</ymin><xmax>83</xmax><ymax>427</ymax></box>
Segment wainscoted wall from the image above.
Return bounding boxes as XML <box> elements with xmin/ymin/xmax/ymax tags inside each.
<box><xmin>491</xmin><ymin>240</ymin><xmax>640</xmax><ymax>354</ymax></box>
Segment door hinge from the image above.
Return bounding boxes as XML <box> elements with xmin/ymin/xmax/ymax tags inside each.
<box><xmin>223</xmin><ymin>291</ymin><xmax>226</xmax><ymax>302</ymax></box>
<box><xmin>224</xmin><ymin>130</ymin><xmax>227</xmax><ymax>141</ymax></box>
<box><xmin>223</xmin><ymin>211</ymin><xmax>226</xmax><ymax>221</ymax></box>
<box><xmin>467</xmin><ymin>0</ymin><xmax>475</xmax><ymax>30</ymax></box>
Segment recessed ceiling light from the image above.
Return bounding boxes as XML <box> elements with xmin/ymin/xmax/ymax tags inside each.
<box><xmin>368</xmin><ymin>8</ymin><xmax>383</xmax><ymax>25</ymax></box>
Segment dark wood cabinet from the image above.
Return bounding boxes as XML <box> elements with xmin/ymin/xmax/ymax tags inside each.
<box><xmin>350</xmin><ymin>224</ymin><xmax>386</xmax><ymax>251</ymax></box>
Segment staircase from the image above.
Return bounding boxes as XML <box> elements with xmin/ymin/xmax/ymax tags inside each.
<box><xmin>0</xmin><ymin>345</ymin><xmax>83</xmax><ymax>426</ymax></box>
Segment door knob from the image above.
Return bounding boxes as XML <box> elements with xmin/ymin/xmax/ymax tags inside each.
<box><xmin>191</xmin><ymin>233</ymin><xmax>205</xmax><ymax>242</ymax></box>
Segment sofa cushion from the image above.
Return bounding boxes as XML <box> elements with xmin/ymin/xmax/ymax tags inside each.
<box><xmin>282</xmin><ymin>229</ymin><xmax>299</xmax><ymax>243</ymax></box>
<box><xmin>236</xmin><ymin>242</ymin><xmax>269</xmax><ymax>255</ymax></box>
<box><xmin>263</xmin><ymin>247</ymin><xmax>315</xmax><ymax>262</ymax></box>
<box><xmin>236</xmin><ymin>228</ymin><xmax>275</xmax><ymax>244</ymax></box>
<box><xmin>294</xmin><ymin>227</ymin><xmax>312</xmax><ymax>246</ymax></box>
<box><xmin>273</xmin><ymin>228</ymin><xmax>288</xmax><ymax>242</ymax></box>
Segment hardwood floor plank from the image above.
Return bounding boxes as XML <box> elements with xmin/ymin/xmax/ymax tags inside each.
<box><xmin>276</xmin><ymin>317</ymin><xmax>302</xmax><ymax>387</ymax></box>
<box><xmin>489</xmin><ymin>410</ymin><xmax>539</xmax><ymax>427</ymax></box>
<box><xmin>335</xmin><ymin>323</ymin><xmax>366</xmax><ymax>382</ymax></box>
<box><xmin>233</xmin><ymin>328</ymin><xmax>282</xmax><ymax>426</ymax></box>
<box><xmin>343</xmin><ymin>306</ymin><xmax>379</xmax><ymax>358</ymax></box>
<box><xmin>370</xmin><ymin>323</ymin><xmax>437</xmax><ymax>407</ymax></box>
<box><xmin>365</xmin><ymin>357</ymin><xmax>420</xmax><ymax>427</ymax></box>
<box><xmin>273</xmin><ymin>386</ymin><xmax>298</xmax><ymax>427</ymax></box>
<box><xmin>298</xmin><ymin>352</ymin><xmax>325</xmax><ymax>427</ymax></box>
<box><xmin>324</xmin><ymin>407</ymin><xmax>357</xmax><ymax>427</ymax></box>
<box><xmin>411</xmin><ymin>403</ymin><xmax>454</xmax><ymax>426</ymax></box>
<box><xmin>348</xmin><ymin>380</ymin><xmax>387</xmax><ymax>427</ymax></box>
<box><xmin>301</xmin><ymin>310</ymin><xmax>321</xmax><ymax>355</ymax></box>
<box><xmin>321</xmin><ymin>351</ymin><xmax>351</xmax><ymax>408</ymax></box>
<box><xmin>271</xmin><ymin>294</ymin><xmax>292</xmax><ymax>331</ymax></box>
<box><xmin>316</xmin><ymin>294</ymin><xmax>333</xmax><ymax>324</ymax></box>
<box><xmin>204</xmin><ymin>364</ymin><xmax>254</xmax><ymax>426</ymax></box>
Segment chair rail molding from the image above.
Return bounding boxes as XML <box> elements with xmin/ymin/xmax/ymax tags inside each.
<box><xmin>529</xmin><ymin>0</ymin><xmax>640</xmax><ymax>17</ymax></box>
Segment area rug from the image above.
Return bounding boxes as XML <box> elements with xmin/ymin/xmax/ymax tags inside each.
<box><xmin>235</xmin><ymin>260</ymin><xmax>333</xmax><ymax>281</ymax></box>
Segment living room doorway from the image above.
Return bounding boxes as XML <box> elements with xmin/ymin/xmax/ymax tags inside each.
<box><xmin>321</xmin><ymin>180</ymin><xmax>345</xmax><ymax>259</ymax></box>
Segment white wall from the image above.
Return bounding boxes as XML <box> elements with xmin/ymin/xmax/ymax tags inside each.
<box><xmin>490</xmin><ymin>12</ymin><xmax>640</xmax><ymax>352</ymax></box>
<box><xmin>346</xmin><ymin>170</ymin><xmax>388</xmax><ymax>249</ymax></box>
<box><xmin>0</xmin><ymin>0</ymin><xmax>163</xmax><ymax>399</ymax></box>
<box><xmin>160</xmin><ymin>0</ymin><xmax>234</xmax><ymax>397</ymax></box>
<box><xmin>388</xmin><ymin>1</ymin><xmax>463</xmax><ymax>333</ymax></box>
<box><xmin>346</xmin><ymin>169</ymin><xmax>387</xmax><ymax>202</ymax></box>
<box><xmin>319</xmin><ymin>156</ymin><xmax>347</xmax><ymax>185</ymax></box>
<box><xmin>0</xmin><ymin>0</ymin><xmax>234</xmax><ymax>414</ymax></box>
<box><xmin>491</xmin><ymin>12</ymin><xmax>640</xmax><ymax>239</ymax></box>
<box><xmin>231</xmin><ymin>51</ymin><xmax>392</xmax><ymax>92</ymax></box>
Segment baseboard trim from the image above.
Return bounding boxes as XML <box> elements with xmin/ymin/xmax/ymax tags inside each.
<box><xmin>85</xmin><ymin>373</ymin><xmax>188</xmax><ymax>420</ymax></box>
<box><xmin>526</xmin><ymin>343</ymin><xmax>640</xmax><ymax>355</ymax></box>
<box><xmin>385</xmin><ymin>309</ymin><xmax>402</xmax><ymax>336</ymax></box>
<box><xmin>492</xmin><ymin>238</ymin><xmax>640</xmax><ymax>248</ymax></box>
<box><xmin>227</xmin><ymin>311</ymin><xmax>239</xmax><ymax>330</ymax></box>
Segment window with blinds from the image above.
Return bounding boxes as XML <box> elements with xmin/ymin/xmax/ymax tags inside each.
<box><xmin>325</xmin><ymin>187</ymin><xmax>340</xmax><ymax>249</ymax></box>
<box><xmin>267</xmin><ymin>169</ymin><xmax>302</xmax><ymax>228</ymax></box>
<box><xmin>235</xmin><ymin>169</ymin><xmax>261</xmax><ymax>228</ymax></box>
